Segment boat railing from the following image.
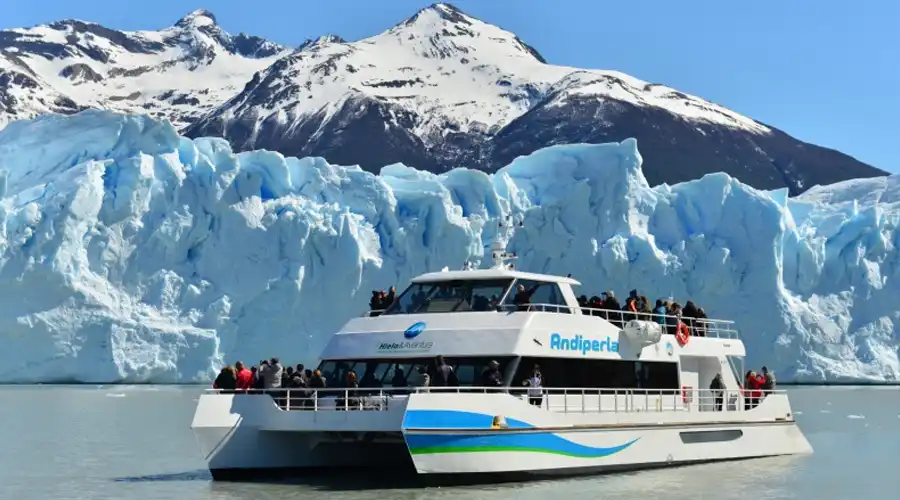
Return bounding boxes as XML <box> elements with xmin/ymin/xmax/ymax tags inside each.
<box><xmin>207</xmin><ymin>386</ymin><xmax>781</xmax><ymax>413</ymax></box>
<box><xmin>363</xmin><ymin>304</ymin><xmax>738</xmax><ymax>339</ymax></box>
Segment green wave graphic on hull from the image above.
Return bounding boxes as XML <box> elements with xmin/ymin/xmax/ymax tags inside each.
<box><xmin>406</xmin><ymin>433</ymin><xmax>640</xmax><ymax>458</ymax></box>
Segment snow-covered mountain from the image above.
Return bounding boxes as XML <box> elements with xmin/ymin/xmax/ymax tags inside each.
<box><xmin>0</xmin><ymin>9</ymin><xmax>288</xmax><ymax>129</ymax></box>
<box><xmin>0</xmin><ymin>110</ymin><xmax>897</xmax><ymax>383</ymax></box>
<box><xmin>183</xmin><ymin>3</ymin><xmax>885</xmax><ymax>194</ymax></box>
<box><xmin>0</xmin><ymin>3</ymin><xmax>886</xmax><ymax>194</ymax></box>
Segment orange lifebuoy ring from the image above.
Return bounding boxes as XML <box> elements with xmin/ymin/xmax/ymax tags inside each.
<box><xmin>676</xmin><ymin>322</ymin><xmax>690</xmax><ymax>346</ymax></box>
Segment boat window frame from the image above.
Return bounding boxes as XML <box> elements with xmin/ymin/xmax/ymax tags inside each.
<box><xmin>381</xmin><ymin>278</ymin><xmax>515</xmax><ymax>315</ymax></box>
<box><xmin>317</xmin><ymin>356</ymin><xmax>517</xmax><ymax>388</ymax></box>
<box><xmin>504</xmin><ymin>278</ymin><xmax>572</xmax><ymax>313</ymax></box>
<box><xmin>513</xmin><ymin>356</ymin><xmax>681</xmax><ymax>390</ymax></box>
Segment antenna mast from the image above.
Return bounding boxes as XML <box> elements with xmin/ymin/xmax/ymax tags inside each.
<box><xmin>490</xmin><ymin>214</ymin><xmax>523</xmax><ymax>270</ymax></box>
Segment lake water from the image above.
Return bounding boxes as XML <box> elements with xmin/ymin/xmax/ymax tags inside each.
<box><xmin>0</xmin><ymin>386</ymin><xmax>897</xmax><ymax>499</ymax></box>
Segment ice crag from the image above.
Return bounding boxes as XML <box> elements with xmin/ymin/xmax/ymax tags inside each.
<box><xmin>0</xmin><ymin>110</ymin><xmax>897</xmax><ymax>383</ymax></box>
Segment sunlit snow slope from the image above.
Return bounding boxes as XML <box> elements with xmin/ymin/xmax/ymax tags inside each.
<box><xmin>0</xmin><ymin>111</ymin><xmax>897</xmax><ymax>383</ymax></box>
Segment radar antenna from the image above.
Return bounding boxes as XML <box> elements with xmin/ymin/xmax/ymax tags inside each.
<box><xmin>490</xmin><ymin>214</ymin><xmax>523</xmax><ymax>270</ymax></box>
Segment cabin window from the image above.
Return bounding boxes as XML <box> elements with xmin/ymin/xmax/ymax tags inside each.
<box><xmin>383</xmin><ymin>279</ymin><xmax>513</xmax><ymax>315</ymax></box>
<box><xmin>726</xmin><ymin>355</ymin><xmax>743</xmax><ymax>385</ymax></box>
<box><xmin>513</xmin><ymin>357</ymin><xmax>680</xmax><ymax>390</ymax></box>
<box><xmin>317</xmin><ymin>356</ymin><xmax>515</xmax><ymax>388</ymax></box>
<box><xmin>505</xmin><ymin>279</ymin><xmax>571</xmax><ymax>313</ymax></box>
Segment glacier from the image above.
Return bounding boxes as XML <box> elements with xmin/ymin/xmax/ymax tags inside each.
<box><xmin>0</xmin><ymin>110</ymin><xmax>897</xmax><ymax>384</ymax></box>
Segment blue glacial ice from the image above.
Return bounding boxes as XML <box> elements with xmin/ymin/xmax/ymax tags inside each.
<box><xmin>0</xmin><ymin>110</ymin><xmax>897</xmax><ymax>383</ymax></box>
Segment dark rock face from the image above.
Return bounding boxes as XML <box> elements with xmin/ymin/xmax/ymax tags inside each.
<box><xmin>186</xmin><ymin>93</ymin><xmax>884</xmax><ymax>195</ymax></box>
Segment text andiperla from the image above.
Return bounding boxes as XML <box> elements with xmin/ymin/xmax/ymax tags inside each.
<box><xmin>550</xmin><ymin>333</ymin><xmax>619</xmax><ymax>355</ymax></box>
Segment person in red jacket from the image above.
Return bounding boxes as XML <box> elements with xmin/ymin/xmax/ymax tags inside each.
<box><xmin>235</xmin><ymin>361</ymin><xmax>253</xmax><ymax>391</ymax></box>
<box><xmin>744</xmin><ymin>371</ymin><xmax>765</xmax><ymax>409</ymax></box>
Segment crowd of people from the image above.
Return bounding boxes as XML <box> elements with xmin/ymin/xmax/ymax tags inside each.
<box><xmin>574</xmin><ymin>289</ymin><xmax>710</xmax><ymax>336</ymax></box>
<box><xmin>707</xmin><ymin>366</ymin><xmax>777</xmax><ymax>411</ymax></box>
<box><xmin>211</xmin><ymin>358</ymin><xmax>328</xmax><ymax>392</ymax></box>
<box><xmin>368</xmin><ymin>287</ymin><xmax>396</xmax><ymax>317</ymax></box>
<box><xmin>366</xmin><ymin>283</ymin><xmax>713</xmax><ymax>337</ymax></box>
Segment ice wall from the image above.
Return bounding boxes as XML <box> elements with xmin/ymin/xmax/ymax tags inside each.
<box><xmin>0</xmin><ymin>110</ymin><xmax>897</xmax><ymax>383</ymax></box>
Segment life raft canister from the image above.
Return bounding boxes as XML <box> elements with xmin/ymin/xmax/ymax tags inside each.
<box><xmin>676</xmin><ymin>321</ymin><xmax>690</xmax><ymax>346</ymax></box>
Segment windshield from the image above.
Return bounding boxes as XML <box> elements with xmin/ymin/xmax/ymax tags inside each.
<box><xmin>383</xmin><ymin>279</ymin><xmax>513</xmax><ymax>315</ymax></box>
<box><xmin>318</xmin><ymin>357</ymin><xmax>516</xmax><ymax>388</ymax></box>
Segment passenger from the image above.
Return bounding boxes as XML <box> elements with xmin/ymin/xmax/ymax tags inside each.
<box><xmin>432</xmin><ymin>356</ymin><xmax>458</xmax><ymax>387</ymax></box>
<box><xmin>682</xmin><ymin>300</ymin><xmax>699</xmax><ymax>334</ymax></box>
<box><xmin>289</xmin><ymin>364</ymin><xmax>308</xmax><ymax>408</ymax></box>
<box><xmin>709</xmin><ymin>373</ymin><xmax>725</xmax><ymax>411</ymax></box>
<box><xmin>235</xmin><ymin>361</ymin><xmax>253</xmax><ymax>391</ymax></box>
<box><xmin>577</xmin><ymin>295</ymin><xmax>588</xmax><ymax>308</ymax></box>
<box><xmin>282</xmin><ymin>366</ymin><xmax>294</xmax><ymax>388</ymax></box>
<box><xmin>623</xmin><ymin>291</ymin><xmax>639</xmax><ymax>323</ymax></box>
<box><xmin>481</xmin><ymin>360</ymin><xmax>503</xmax><ymax>389</ymax></box>
<box><xmin>342</xmin><ymin>370</ymin><xmax>359</xmax><ymax>410</ymax></box>
<box><xmin>213</xmin><ymin>365</ymin><xmax>237</xmax><ymax>391</ymax></box>
<box><xmin>744</xmin><ymin>371</ymin><xmax>764</xmax><ymax>410</ymax></box>
<box><xmin>472</xmin><ymin>294</ymin><xmax>491</xmax><ymax>311</ymax></box>
<box><xmin>638</xmin><ymin>295</ymin><xmax>652</xmax><ymax>321</ymax></box>
<box><xmin>411</xmin><ymin>289</ymin><xmax>427</xmax><ymax>311</ymax></box>
<box><xmin>654</xmin><ymin>299</ymin><xmax>667</xmax><ymax>326</ymax></box>
<box><xmin>292</xmin><ymin>364</ymin><xmax>308</xmax><ymax>387</ymax></box>
<box><xmin>696</xmin><ymin>307</ymin><xmax>708</xmax><ymax>336</ymax></box>
<box><xmin>666</xmin><ymin>302</ymin><xmax>681</xmax><ymax>336</ymax></box>
<box><xmin>369</xmin><ymin>290</ymin><xmax>382</xmax><ymax>316</ymax></box>
<box><xmin>588</xmin><ymin>296</ymin><xmax>603</xmax><ymax>317</ymax></box>
<box><xmin>409</xmin><ymin>365</ymin><xmax>430</xmax><ymax>389</ymax></box>
<box><xmin>391</xmin><ymin>367</ymin><xmax>406</xmax><ymax>388</ymax></box>
<box><xmin>360</xmin><ymin>365</ymin><xmax>382</xmax><ymax>388</ymax></box>
<box><xmin>513</xmin><ymin>283</ymin><xmax>539</xmax><ymax>311</ymax></box>
<box><xmin>385</xmin><ymin>286</ymin><xmax>397</xmax><ymax>308</ymax></box>
<box><xmin>601</xmin><ymin>291</ymin><xmax>621</xmax><ymax>325</ymax></box>
<box><xmin>761</xmin><ymin>366</ymin><xmax>776</xmax><ymax>394</ymax></box>
<box><xmin>250</xmin><ymin>365</ymin><xmax>264</xmax><ymax>392</ymax></box>
<box><xmin>309</xmin><ymin>369</ymin><xmax>326</xmax><ymax>389</ymax></box>
<box><xmin>256</xmin><ymin>361</ymin><xmax>269</xmax><ymax>389</ymax></box>
<box><xmin>261</xmin><ymin>357</ymin><xmax>284</xmax><ymax>389</ymax></box>
<box><xmin>524</xmin><ymin>364</ymin><xmax>544</xmax><ymax>407</ymax></box>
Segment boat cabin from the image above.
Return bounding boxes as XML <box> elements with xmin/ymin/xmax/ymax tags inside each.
<box><xmin>316</xmin><ymin>267</ymin><xmax>746</xmax><ymax>407</ymax></box>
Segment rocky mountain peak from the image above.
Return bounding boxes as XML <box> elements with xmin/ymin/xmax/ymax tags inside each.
<box><xmin>175</xmin><ymin>9</ymin><xmax>219</xmax><ymax>29</ymax></box>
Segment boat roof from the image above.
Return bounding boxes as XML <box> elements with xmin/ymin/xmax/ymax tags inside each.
<box><xmin>411</xmin><ymin>268</ymin><xmax>582</xmax><ymax>286</ymax></box>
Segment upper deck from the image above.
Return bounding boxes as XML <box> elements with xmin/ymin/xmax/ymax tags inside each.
<box><xmin>412</xmin><ymin>268</ymin><xmax>581</xmax><ymax>286</ymax></box>
<box><xmin>327</xmin><ymin>220</ymin><xmax>743</xmax><ymax>363</ymax></box>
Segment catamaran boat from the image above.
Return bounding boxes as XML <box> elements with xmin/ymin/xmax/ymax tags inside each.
<box><xmin>191</xmin><ymin>221</ymin><xmax>813</xmax><ymax>483</ymax></box>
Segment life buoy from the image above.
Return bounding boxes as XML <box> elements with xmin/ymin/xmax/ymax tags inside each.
<box><xmin>676</xmin><ymin>322</ymin><xmax>690</xmax><ymax>346</ymax></box>
<box><xmin>681</xmin><ymin>385</ymin><xmax>692</xmax><ymax>403</ymax></box>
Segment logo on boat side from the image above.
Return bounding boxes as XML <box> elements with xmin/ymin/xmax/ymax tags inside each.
<box><xmin>549</xmin><ymin>333</ymin><xmax>619</xmax><ymax>355</ymax></box>
<box><xmin>378</xmin><ymin>340</ymin><xmax>434</xmax><ymax>353</ymax></box>
<box><xmin>404</xmin><ymin>321</ymin><xmax>426</xmax><ymax>339</ymax></box>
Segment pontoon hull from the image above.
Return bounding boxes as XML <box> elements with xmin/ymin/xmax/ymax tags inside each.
<box><xmin>191</xmin><ymin>391</ymin><xmax>812</xmax><ymax>482</ymax></box>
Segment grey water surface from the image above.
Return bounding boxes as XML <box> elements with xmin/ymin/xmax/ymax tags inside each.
<box><xmin>0</xmin><ymin>385</ymin><xmax>897</xmax><ymax>499</ymax></box>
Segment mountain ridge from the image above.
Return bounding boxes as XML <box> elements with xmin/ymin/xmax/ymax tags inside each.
<box><xmin>0</xmin><ymin>2</ymin><xmax>886</xmax><ymax>194</ymax></box>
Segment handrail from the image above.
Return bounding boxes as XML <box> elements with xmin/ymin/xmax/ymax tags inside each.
<box><xmin>362</xmin><ymin>303</ymin><xmax>739</xmax><ymax>339</ymax></box>
<box><xmin>206</xmin><ymin>386</ymin><xmax>781</xmax><ymax>413</ymax></box>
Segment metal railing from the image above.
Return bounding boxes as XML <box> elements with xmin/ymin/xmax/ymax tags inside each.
<box><xmin>363</xmin><ymin>303</ymin><xmax>738</xmax><ymax>339</ymax></box>
<box><xmin>208</xmin><ymin>386</ymin><xmax>780</xmax><ymax>413</ymax></box>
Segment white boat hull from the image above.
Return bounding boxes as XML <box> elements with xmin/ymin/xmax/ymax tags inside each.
<box><xmin>191</xmin><ymin>390</ymin><xmax>812</xmax><ymax>481</ymax></box>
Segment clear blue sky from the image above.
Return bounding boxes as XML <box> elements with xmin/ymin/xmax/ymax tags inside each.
<box><xmin>3</xmin><ymin>0</ymin><xmax>898</xmax><ymax>173</ymax></box>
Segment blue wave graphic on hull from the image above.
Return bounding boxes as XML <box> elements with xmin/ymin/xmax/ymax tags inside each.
<box><xmin>402</xmin><ymin>409</ymin><xmax>532</xmax><ymax>429</ymax></box>
<box><xmin>402</xmin><ymin>410</ymin><xmax>640</xmax><ymax>458</ymax></box>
